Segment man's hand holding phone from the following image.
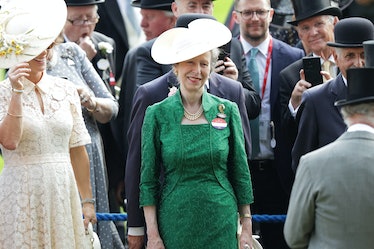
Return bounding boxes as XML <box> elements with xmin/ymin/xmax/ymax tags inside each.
<box><xmin>290</xmin><ymin>69</ymin><xmax>312</xmax><ymax>109</ymax></box>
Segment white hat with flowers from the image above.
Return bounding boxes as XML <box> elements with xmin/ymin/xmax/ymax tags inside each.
<box><xmin>0</xmin><ymin>0</ymin><xmax>67</xmax><ymax>68</ymax></box>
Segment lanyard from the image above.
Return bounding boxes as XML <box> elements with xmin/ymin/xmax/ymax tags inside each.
<box><xmin>261</xmin><ymin>37</ymin><xmax>273</xmax><ymax>98</ymax></box>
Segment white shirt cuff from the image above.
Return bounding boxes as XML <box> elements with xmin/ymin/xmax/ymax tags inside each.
<box><xmin>288</xmin><ymin>100</ymin><xmax>299</xmax><ymax>118</ymax></box>
<box><xmin>128</xmin><ymin>227</ymin><xmax>145</xmax><ymax>236</ymax></box>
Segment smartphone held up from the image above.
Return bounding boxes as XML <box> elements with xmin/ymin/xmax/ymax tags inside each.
<box><xmin>303</xmin><ymin>56</ymin><xmax>323</xmax><ymax>87</ymax></box>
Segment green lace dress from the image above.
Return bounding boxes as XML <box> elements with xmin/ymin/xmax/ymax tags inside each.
<box><xmin>140</xmin><ymin>91</ymin><xmax>253</xmax><ymax>248</ymax></box>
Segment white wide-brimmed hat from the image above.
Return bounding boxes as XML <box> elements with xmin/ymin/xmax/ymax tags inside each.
<box><xmin>0</xmin><ymin>0</ymin><xmax>67</xmax><ymax>69</ymax></box>
<box><xmin>151</xmin><ymin>18</ymin><xmax>232</xmax><ymax>65</ymax></box>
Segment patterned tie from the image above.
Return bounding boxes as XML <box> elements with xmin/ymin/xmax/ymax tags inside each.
<box><xmin>248</xmin><ymin>48</ymin><xmax>260</xmax><ymax>158</ymax></box>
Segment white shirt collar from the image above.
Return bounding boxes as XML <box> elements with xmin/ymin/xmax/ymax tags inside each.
<box><xmin>347</xmin><ymin>123</ymin><xmax>374</xmax><ymax>134</ymax></box>
<box><xmin>312</xmin><ymin>53</ymin><xmax>336</xmax><ymax>65</ymax></box>
<box><xmin>240</xmin><ymin>35</ymin><xmax>271</xmax><ymax>57</ymax></box>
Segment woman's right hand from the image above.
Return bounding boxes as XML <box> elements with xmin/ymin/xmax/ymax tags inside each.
<box><xmin>7</xmin><ymin>62</ymin><xmax>30</xmax><ymax>90</ymax></box>
<box><xmin>146</xmin><ymin>236</ymin><xmax>165</xmax><ymax>249</ymax></box>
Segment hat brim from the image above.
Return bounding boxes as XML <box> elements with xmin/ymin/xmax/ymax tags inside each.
<box><xmin>151</xmin><ymin>18</ymin><xmax>232</xmax><ymax>65</ymax></box>
<box><xmin>131</xmin><ymin>1</ymin><xmax>172</xmax><ymax>11</ymax></box>
<box><xmin>288</xmin><ymin>7</ymin><xmax>341</xmax><ymax>26</ymax></box>
<box><xmin>66</xmin><ymin>0</ymin><xmax>104</xmax><ymax>6</ymax></box>
<box><xmin>0</xmin><ymin>0</ymin><xmax>67</xmax><ymax>69</ymax></box>
<box><xmin>335</xmin><ymin>96</ymin><xmax>374</xmax><ymax>106</ymax></box>
<box><xmin>327</xmin><ymin>42</ymin><xmax>365</xmax><ymax>48</ymax></box>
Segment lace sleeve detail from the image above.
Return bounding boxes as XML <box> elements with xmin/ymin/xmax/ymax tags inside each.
<box><xmin>0</xmin><ymin>79</ymin><xmax>11</xmax><ymax>122</ymax></box>
<box><xmin>67</xmin><ymin>81</ymin><xmax>91</xmax><ymax>148</ymax></box>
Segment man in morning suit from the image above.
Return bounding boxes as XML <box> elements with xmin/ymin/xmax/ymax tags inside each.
<box><xmin>232</xmin><ymin>0</ymin><xmax>304</xmax><ymax>248</ymax></box>
<box><xmin>125</xmin><ymin>22</ymin><xmax>252</xmax><ymax>249</ymax></box>
<box><xmin>291</xmin><ymin>17</ymin><xmax>374</xmax><ymax>171</ymax></box>
<box><xmin>279</xmin><ymin>0</ymin><xmax>341</xmax><ymax>158</ymax></box>
<box><xmin>285</xmin><ymin>67</ymin><xmax>374</xmax><ymax>249</ymax></box>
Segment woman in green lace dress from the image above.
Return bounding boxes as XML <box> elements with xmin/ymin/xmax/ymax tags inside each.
<box><xmin>140</xmin><ymin>19</ymin><xmax>254</xmax><ymax>249</ymax></box>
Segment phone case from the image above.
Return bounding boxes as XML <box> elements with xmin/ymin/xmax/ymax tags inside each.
<box><xmin>303</xmin><ymin>57</ymin><xmax>323</xmax><ymax>86</ymax></box>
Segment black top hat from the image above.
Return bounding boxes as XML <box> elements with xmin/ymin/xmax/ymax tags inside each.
<box><xmin>65</xmin><ymin>0</ymin><xmax>104</xmax><ymax>6</ymax></box>
<box><xmin>131</xmin><ymin>0</ymin><xmax>173</xmax><ymax>11</ymax></box>
<box><xmin>288</xmin><ymin>0</ymin><xmax>341</xmax><ymax>26</ymax></box>
<box><xmin>327</xmin><ymin>17</ymin><xmax>374</xmax><ymax>48</ymax></box>
<box><xmin>364</xmin><ymin>40</ymin><xmax>374</xmax><ymax>67</ymax></box>
<box><xmin>335</xmin><ymin>68</ymin><xmax>374</xmax><ymax>106</ymax></box>
<box><xmin>175</xmin><ymin>13</ymin><xmax>216</xmax><ymax>28</ymax></box>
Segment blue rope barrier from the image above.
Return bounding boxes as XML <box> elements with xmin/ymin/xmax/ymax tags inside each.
<box><xmin>96</xmin><ymin>213</ymin><xmax>286</xmax><ymax>223</ymax></box>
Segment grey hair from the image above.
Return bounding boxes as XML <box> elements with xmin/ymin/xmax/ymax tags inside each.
<box><xmin>341</xmin><ymin>102</ymin><xmax>374</xmax><ymax>126</ymax></box>
<box><xmin>210</xmin><ymin>48</ymin><xmax>220</xmax><ymax>72</ymax></box>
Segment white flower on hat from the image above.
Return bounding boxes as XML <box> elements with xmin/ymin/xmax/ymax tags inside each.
<box><xmin>98</xmin><ymin>42</ymin><xmax>113</xmax><ymax>55</ymax></box>
<box><xmin>0</xmin><ymin>13</ymin><xmax>32</xmax><ymax>57</ymax></box>
<box><xmin>0</xmin><ymin>0</ymin><xmax>67</xmax><ymax>69</ymax></box>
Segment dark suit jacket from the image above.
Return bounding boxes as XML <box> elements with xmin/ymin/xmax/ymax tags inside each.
<box><xmin>279</xmin><ymin>55</ymin><xmax>340</xmax><ymax>147</ymax></box>
<box><xmin>291</xmin><ymin>74</ymin><xmax>347</xmax><ymax>172</ymax></box>
<box><xmin>265</xmin><ymin>38</ymin><xmax>304</xmax><ymax>196</ymax></box>
<box><xmin>95</xmin><ymin>0</ymin><xmax>129</xmax><ymax>80</ymax></box>
<box><xmin>125</xmin><ymin>71</ymin><xmax>251</xmax><ymax>228</ymax></box>
<box><xmin>135</xmin><ymin>38</ymin><xmax>261</xmax><ymax>120</ymax></box>
<box><xmin>113</xmin><ymin>47</ymin><xmax>137</xmax><ymax>172</ymax></box>
<box><xmin>278</xmin><ymin>58</ymin><xmax>304</xmax><ymax>179</ymax></box>
<box><xmin>136</xmin><ymin>39</ymin><xmax>172</xmax><ymax>86</ymax></box>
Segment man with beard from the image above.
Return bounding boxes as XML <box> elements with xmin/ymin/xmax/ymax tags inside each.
<box><xmin>232</xmin><ymin>0</ymin><xmax>304</xmax><ymax>248</ymax></box>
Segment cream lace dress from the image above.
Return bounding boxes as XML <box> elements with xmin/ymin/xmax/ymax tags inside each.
<box><xmin>0</xmin><ymin>74</ymin><xmax>91</xmax><ymax>249</ymax></box>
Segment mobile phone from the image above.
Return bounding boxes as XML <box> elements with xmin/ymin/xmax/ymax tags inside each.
<box><xmin>217</xmin><ymin>41</ymin><xmax>231</xmax><ymax>74</ymax></box>
<box><xmin>303</xmin><ymin>57</ymin><xmax>323</xmax><ymax>86</ymax></box>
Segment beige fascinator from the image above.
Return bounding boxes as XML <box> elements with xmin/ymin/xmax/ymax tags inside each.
<box><xmin>0</xmin><ymin>0</ymin><xmax>67</xmax><ymax>68</ymax></box>
<box><xmin>151</xmin><ymin>18</ymin><xmax>232</xmax><ymax>65</ymax></box>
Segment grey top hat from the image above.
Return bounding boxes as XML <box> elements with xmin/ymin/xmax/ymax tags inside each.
<box><xmin>335</xmin><ymin>68</ymin><xmax>374</xmax><ymax>106</ymax></box>
<box><xmin>364</xmin><ymin>40</ymin><xmax>374</xmax><ymax>67</ymax></box>
<box><xmin>64</xmin><ymin>0</ymin><xmax>104</xmax><ymax>6</ymax></box>
<box><xmin>131</xmin><ymin>0</ymin><xmax>173</xmax><ymax>11</ymax></box>
<box><xmin>288</xmin><ymin>0</ymin><xmax>341</xmax><ymax>26</ymax></box>
<box><xmin>327</xmin><ymin>17</ymin><xmax>374</xmax><ymax>48</ymax></box>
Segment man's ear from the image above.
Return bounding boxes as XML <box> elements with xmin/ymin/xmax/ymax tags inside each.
<box><xmin>333</xmin><ymin>16</ymin><xmax>339</xmax><ymax>26</ymax></box>
<box><xmin>232</xmin><ymin>10</ymin><xmax>240</xmax><ymax>24</ymax></box>
<box><xmin>171</xmin><ymin>2</ymin><xmax>178</xmax><ymax>17</ymax></box>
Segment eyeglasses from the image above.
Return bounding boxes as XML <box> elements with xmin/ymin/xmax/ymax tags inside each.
<box><xmin>235</xmin><ymin>9</ymin><xmax>270</xmax><ymax>20</ymax></box>
<box><xmin>67</xmin><ymin>16</ymin><xmax>99</xmax><ymax>26</ymax></box>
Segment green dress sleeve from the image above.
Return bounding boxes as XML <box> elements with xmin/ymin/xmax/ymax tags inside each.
<box><xmin>140</xmin><ymin>105</ymin><xmax>162</xmax><ymax>207</ymax></box>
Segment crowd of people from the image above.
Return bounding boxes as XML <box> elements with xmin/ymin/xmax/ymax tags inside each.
<box><xmin>0</xmin><ymin>0</ymin><xmax>373</xmax><ymax>248</ymax></box>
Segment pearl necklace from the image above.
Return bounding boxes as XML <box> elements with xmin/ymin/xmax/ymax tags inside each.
<box><xmin>183</xmin><ymin>105</ymin><xmax>203</xmax><ymax>121</ymax></box>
